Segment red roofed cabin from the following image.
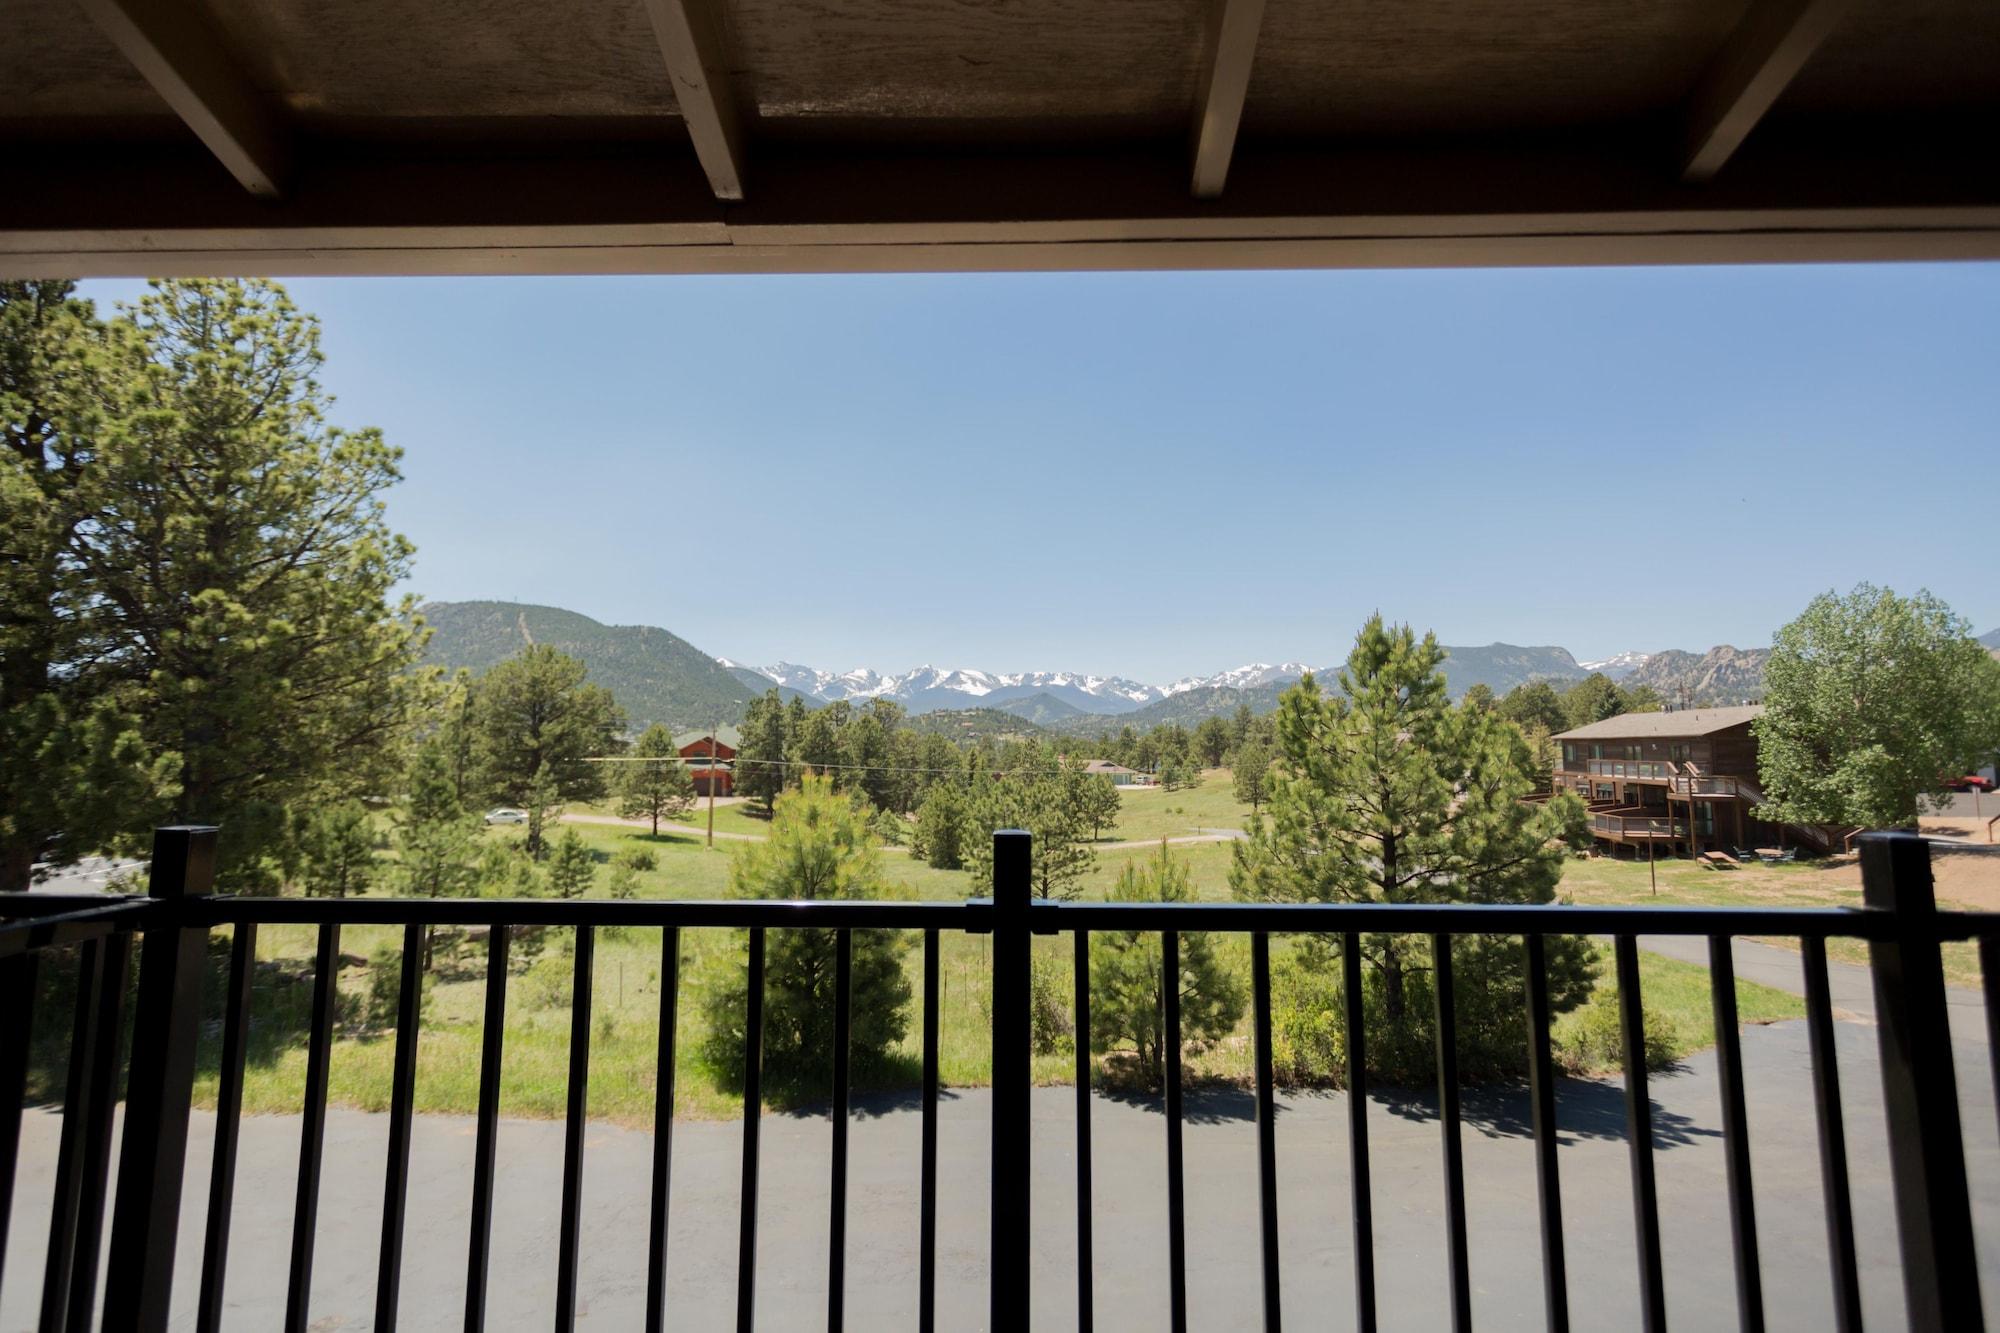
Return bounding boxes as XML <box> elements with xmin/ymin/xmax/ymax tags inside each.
<box><xmin>677</xmin><ymin>729</ymin><xmax>738</xmax><ymax>798</ymax></box>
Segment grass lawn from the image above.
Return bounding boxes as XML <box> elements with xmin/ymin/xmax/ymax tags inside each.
<box><xmin>1096</xmin><ymin>768</ymin><xmax>1253</xmax><ymax>843</ymax></box>
<box><xmin>1557</xmin><ymin>851</ymin><xmax>1986</xmax><ymax>989</ymax></box>
<box><xmin>150</xmin><ymin>822</ymin><xmax>1806</xmax><ymax>1127</ymax></box>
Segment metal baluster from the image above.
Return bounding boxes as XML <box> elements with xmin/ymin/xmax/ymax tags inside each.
<box><xmin>1523</xmin><ymin>934</ymin><xmax>1568</xmax><ymax>1333</ymax></box>
<box><xmin>1981</xmin><ymin>934</ymin><xmax>2000</xmax><ymax>1150</ymax></box>
<box><xmin>1344</xmin><ymin>933</ymin><xmax>1376</xmax><ymax>1333</ymax></box>
<box><xmin>464</xmin><ymin>923</ymin><xmax>508</xmax><ymax>1333</ymax></box>
<box><xmin>63</xmin><ymin>927</ymin><xmax>131</xmax><ymax>1333</ymax></box>
<box><xmin>1708</xmin><ymin>935</ymin><xmax>1764</xmax><ymax>1331</ymax></box>
<box><xmin>828</xmin><ymin>927</ymin><xmax>852</xmax><ymax>1331</ymax></box>
<box><xmin>284</xmin><ymin>921</ymin><xmax>341</xmax><ymax>1333</ymax></box>
<box><xmin>41</xmin><ymin>937</ymin><xmax>111</xmax><ymax>1332</ymax></box>
<box><xmin>197</xmin><ymin>922</ymin><xmax>258</xmax><ymax>1333</ymax></box>
<box><xmin>920</xmin><ymin>928</ymin><xmax>939</xmax><ymax>1333</ymax></box>
<box><xmin>1432</xmin><ymin>934</ymin><xmax>1470</xmax><ymax>1332</ymax></box>
<box><xmin>1615</xmin><ymin>935</ymin><xmax>1666</xmax><ymax>1332</ymax></box>
<box><xmin>1075</xmin><ymin>928</ymin><xmax>1094</xmax><ymax>1333</ymax></box>
<box><xmin>1801</xmin><ymin>938</ymin><xmax>1861</xmax><ymax>1332</ymax></box>
<box><xmin>0</xmin><ymin>952</ymin><xmax>39</xmax><ymax>1304</ymax></box>
<box><xmin>646</xmin><ymin>926</ymin><xmax>680</xmax><ymax>1333</ymax></box>
<box><xmin>1164</xmin><ymin>929</ymin><xmax>1187</xmax><ymax>1333</ymax></box>
<box><xmin>374</xmin><ymin>922</ymin><xmax>425</xmax><ymax>1332</ymax></box>
<box><xmin>736</xmin><ymin>926</ymin><xmax>764</xmax><ymax>1333</ymax></box>
<box><xmin>1250</xmin><ymin>932</ymin><xmax>1281</xmax><ymax>1332</ymax></box>
<box><xmin>990</xmin><ymin>831</ymin><xmax>1032</xmax><ymax>1331</ymax></box>
<box><xmin>555</xmin><ymin>925</ymin><xmax>595</xmax><ymax>1330</ymax></box>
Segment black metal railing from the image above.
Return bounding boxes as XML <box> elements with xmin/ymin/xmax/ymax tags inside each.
<box><xmin>1</xmin><ymin>826</ymin><xmax>1994</xmax><ymax>1331</ymax></box>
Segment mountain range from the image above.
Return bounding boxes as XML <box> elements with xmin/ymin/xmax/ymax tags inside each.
<box><xmin>420</xmin><ymin>600</ymin><xmax>1996</xmax><ymax>733</ymax></box>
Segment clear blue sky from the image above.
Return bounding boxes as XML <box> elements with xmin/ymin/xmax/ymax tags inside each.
<box><xmin>79</xmin><ymin>265</ymin><xmax>1999</xmax><ymax>682</ymax></box>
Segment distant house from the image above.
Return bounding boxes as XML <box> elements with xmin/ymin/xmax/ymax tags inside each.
<box><xmin>675</xmin><ymin>727</ymin><xmax>740</xmax><ymax>798</ymax></box>
<box><xmin>1082</xmin><ymin>759</ymin><xmax>1149</xmax><ymax>787</ymax></box>
<box><xmin>1551</xmin><ymin>705</ymin><xmax>1835</xmax><ymax>855</ymax></box>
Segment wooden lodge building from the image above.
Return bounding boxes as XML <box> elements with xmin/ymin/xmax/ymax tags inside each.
<box><xmin>1552</xmin><ymin>705</ymin><xmax>1835</xmax><ymax>857</ymax></box>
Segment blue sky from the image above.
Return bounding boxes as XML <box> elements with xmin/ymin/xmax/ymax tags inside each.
<box><xmin>79</xmin><ymin>265</ymin><xmax>1999</xmax><ymax>682</ymax></box>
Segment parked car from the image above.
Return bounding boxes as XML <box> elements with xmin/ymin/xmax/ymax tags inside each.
<box><xmin>483</xmin><ymin>807</ymin><xmax>529</xmax><ymax>825</ymax></box>
<box><xmin>1944</xmin><ymin>775</ymin><xmax>1995</xmax><ymax>793</ymax></box>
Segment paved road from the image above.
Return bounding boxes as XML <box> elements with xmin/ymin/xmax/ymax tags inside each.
<box><xmin>9</xmin><ymin>1012</ymin><xmax>1999</xmax><ymax>1331</ymax></box>
<box><xmin>26</xmin><ymin>855</ymin><xmax>146</xmax><ymax>893</ymax></box>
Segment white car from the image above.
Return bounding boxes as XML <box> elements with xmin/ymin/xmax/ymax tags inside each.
<box><xmin>483</xmin><ymin>807</ymin><xmax>529</xmax><ymax>825</ymax></box>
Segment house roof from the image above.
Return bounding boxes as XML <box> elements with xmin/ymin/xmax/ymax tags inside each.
<box><xmin>1555</xmin><ymin>705</ymin><xmax>1765</xmax><ymax>742</ymax></box>
<box><xmin>1082</xmin><ymin>760</ymin><xmax>1139</xmax><ymax>776</ymax></box>
<box><xmin>674</xmin><ymin>726</ymin><xmax>741</xmax><ymax>751</ymax></box>
<box><xmin>6</xmin><ymin>0</ymin><xmax>1998</xmax><ymax>277</ymax></box>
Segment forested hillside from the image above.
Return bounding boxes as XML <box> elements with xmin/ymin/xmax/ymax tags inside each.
<box><xmin>421</xmin><ymin>601</ymin><xmax>753</xmax><ymax>730</ymax></box>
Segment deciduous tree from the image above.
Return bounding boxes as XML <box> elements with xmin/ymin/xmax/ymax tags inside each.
<box><xmin>1756</xmin><ymin>584</ymin><xmax>2000</xmax><ymax>828</ymax></box>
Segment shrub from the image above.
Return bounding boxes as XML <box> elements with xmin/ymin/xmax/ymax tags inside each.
<box><xmin>1554</xmin><ymin>984</ymin><xmax>1680</xmax><ymax>1074</ymax></box>
<box><xmin>700</xmin><ymin>776</ymin><xmax>913</xmax><ymax>1092</ymax></box>
<box><xmin>364</xmin><ymin>941</ymin><xmax>433</xmax><ymax>1028</ymax></box>
<box><xmin>1031</xmin><ymin>955</ymin><xmax>1073</xmax><ymax>1056</ymax></box>
<box><xmin>1089</xmin><ymin>845</ymin><xmax>1244</xmax><ymax>1088</ymax></box>
<box><xmin>615</xmin><ymin>847</ymin><xmax>659</xmax><ymax>874</ymax></box>
<box><xmin>519</xmin><ymin>953</ymin><xmax>572</xmax><ymax>1011</ymax></box>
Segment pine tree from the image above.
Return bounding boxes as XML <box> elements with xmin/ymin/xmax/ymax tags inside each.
<box><xmin>471</xmin><ymin>643</ymin><xmax>624</xmax><ymax>811</ymax></box>
<box><xmin>1090</xmin><ymin>844</ymin><xmax>1244</xmax><ymax>1087</ymax></box>
<box><xmin>961</xmin><ymin>769</ymin><xmax>1094</xmax><ymax>899</ymax></box>
<box><xmin>68</xmin><ymin>280</ymin><xmax>424</xmax><ymax>886</ymax></box>
<box><xmin>1230</xmin><ymin>616</ymin><xmax>1593</xmax><ymax>1076</ymax></box>
<box><xmin>734</xmin><ymin>689</ymin><xmax>789</xmax><ymax>814</ymax></box>
<box><xmin>912</xmin><ymin>782</ymin><xmax>967</xmax><ymax>868</ymax></box>
<box><xmin>1077</xmin><ymin>771</ymin><xmax>1122</xmax><ymax>841</ymax></box>
<box><xmin>297</xmin><ymin>802</ymin><xmax>377</xmax><ymax>898</ymax></box>
<box><xmin>700</xmin><ymin>775</ymin><xmax>912</xmax><ymax>1089</ymax></box>
<box><xmin>613</xmin><ymin>723</ymin><xmax>695</xmax><ymax>835</ymax></box>
<box><xmin>0</xmin><ymin>281</ymin><xmax>166</xmax><ymax>890</ymax></box>
<box><xmin>398</xmin><ymin>740</ymin><xmax>479</xmax><ymax>899</ymax></box>
<box><xmin>523</xmin><ymin>761</ymin><xmax>562</xmax><ymax>860</ymax></box>
<box><xmin>1232</xmin><ymin>739</ymin><xmax>1273</xmax><ymax>814</ymax></box>
<box><xmin>546</xmin><ymin>828</ymin><xmax>597</xmax><ymax>899</ymax></box>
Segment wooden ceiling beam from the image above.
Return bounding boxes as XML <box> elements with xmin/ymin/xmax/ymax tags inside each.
<box><xmin>640</xmin><ymin>0</ymin><xmax>748</xmax><ymax>202</ymax></box>
<box><xmin>73</xmin><ymin>0</ymin><xmax>288</xmax><ymax>198</ymax></box>
<box><xmin>1681</xmin><ymin>0</ymin><xmax>1855</xmax><ymax>183</ymax></box>
<box><xmin>1189</xmin><ymin>0</ymin><xmax>1269</xmax><ymax>198</ymax></box>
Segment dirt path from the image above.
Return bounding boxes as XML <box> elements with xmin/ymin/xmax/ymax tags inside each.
<box><xmin>560</xmin><ymin>812</ymin><xmax>764</xmax><ymax>842</ymax></box>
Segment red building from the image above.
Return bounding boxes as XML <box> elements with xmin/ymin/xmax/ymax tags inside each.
<box><xmin>677</xmin><ymin>731</ymin><xmax>737</xmax><ymax>797</ymax></box>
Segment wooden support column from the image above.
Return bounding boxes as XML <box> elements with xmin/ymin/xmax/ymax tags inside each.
<box><xmin>1190</xmin><ymin>0</ymin><xmax>1269</xmax><ymax>198</ymax></box>
<box><xmin>1681</xmin><ymin>0</ymin><xmax>1855</xmax><ymax>181</ymax></box>
<box><xmin>74</xmin><ymin>0</ymin><xmax>289</xmax><ymax>196</ymax></box>
<box><xmin>640</xmin><ymin>0</ymin><xmax>748</xmax><ymax>201</ymax></box>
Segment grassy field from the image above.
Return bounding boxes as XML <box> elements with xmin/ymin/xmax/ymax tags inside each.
<box><xmin>138</xmin><ymin>812</ymin><xmax>1812</xmax><ymax>1126</ymax></box>
<box><xmin>1093</xmin><ymin>770</ymin><xmax>1253</xmax><ymax>843</ymax></box>
<box><xmin>1556</xmin><ymin>849</ymin><xmax>1989</xmax><ymax>988</ymax></box>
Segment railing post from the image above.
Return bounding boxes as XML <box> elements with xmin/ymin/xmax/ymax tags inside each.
<box><xmin>1860</xmin><ymin>831</ymin><xmax>1983</xmax><ymax>1332</ymax></box>
<box><xmin>101</xmin><ymin>826</ymin><xmax>218</xmax><ymax>1333</ymax></box>
<box><xmin>990</xmin><ymin>829</ymin><xmax>1032</xmax><ymax>1330</ymax></box>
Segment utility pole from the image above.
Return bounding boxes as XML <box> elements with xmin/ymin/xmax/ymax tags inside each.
<box><xmin>1649</xmin><ymin>833</ymin><xmax>1657</xmax><ymax>895</ymax></box>
<box><xmin>706</xmin><ymin>717</ymin><xmax>718</xmax><ymax>849</ymax></box>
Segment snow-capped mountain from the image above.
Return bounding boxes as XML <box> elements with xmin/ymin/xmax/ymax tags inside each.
<box><xmin>724</xmin><ymin>658</ymin><xmax>1329</xmax><ymax>716</ymax></box>
<box><xmin>1576</xmin><ymin>651</ymin><xmax>1652</xmax><ymax>680</ymax></box>
<box><xmin>1161</xmin><ymin>662</ymin><xmax>1317</xmax><ymax>697</ymax></box>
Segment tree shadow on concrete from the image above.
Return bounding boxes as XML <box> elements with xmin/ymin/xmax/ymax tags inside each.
<box><xmin>1377</xmin><ymin>1070</ymin><xmax>1722</xmax><ymax>1150</ymax></box>
<box><xmin>1094</xmin><ymin>1085</ymin><xmax>1265</xmax><ymax>1125</ymax></box>
<box><xmin>776</xmin><ymin>1085</ymin><xmax>965</xmax><ymax>1122</ymax></box>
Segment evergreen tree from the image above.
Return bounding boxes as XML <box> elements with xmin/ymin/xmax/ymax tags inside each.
<box><xmin>523</xmin><ymin>761</ymin><xmax>562</xmax><ymax>860</ymax></box>
<box><xmin>72</xmin><ymin>280</ymin><xmax>423</xmax><ymax>886</ymax></box>
<box><xmin>701</xmin><ymin>775</ymin><xmax>912</xmax><ymax>1088</ymax></box>
<box><xmin>1559</xmin><ymin>673</ymin><xmax>1625</xmax><ymax>730</ymax></box>
<box><xmin>547</xmin><ymin>828</ymin><xmax>596</xmax><ymax>899</ymax></box>
<box><xmin>1232</xmin><ymin>739</ymin><xmax>1273</xmax><ymax>814</ymax></box>
<box><xmin>734</xmin><ymin>689</ymin><xmax>789</xmax><ymax>814</ymax></box>
<box><xmin>1497</xmin><ymin>680</ymin><xmax>1567</xmax><ymax>735</ymax></box>
<box><xmin>1460</xmin><ymin>683</ymin><xmax>1496</xmax><ymax>714</ymax></box>
<box><xmin>961</xmin><ymin>770</ymin><xmax>1094</xmax><ymax>899</ymax></box>
<box><xmin>397</xmin><ymin>740</ymin><xmax>479</xmax><ymax>899</ymax></box>
<box><xmin>0</xmin><ymin>281</ymin><xmax>165</xmax><ymax>890</ymax></box>
<box><xmin>1194</xmin><ymin>715</ymin><xmax>1232</xmax><ymax>768</ymax></box>
<box><xmin>1230</xmin><ymin>617</ymin><xmax>1593</xmax><ymax>1077</ymax></box>
<box><xmin>1756</xmin><ymin>584</ymin><xmax>2000</xmax><ymax>828</ymax></box>
<box><xmin>613</xmin><ymin>723</ymin><xmax>695</xmax><ymax>835</ymax></box>
<box><xmin>1077</xmin><ymin>771</ymin><xmax>1123</xmax><ymax>841</ymax></box>
<box><xmin>911</xmin><ymin>782</ymin><xmax>968</xmax><ymax>868</ymax></box>
<box><xmin>471</xmin><ymin>643</ymin><xmax>623</xmax><ymax>811</ymax></box>
<box><xmin>1231</xmin><ymin>703</ymin><xmax>1256</xmax><ymax>747</ymax></box>
<box><xmin>297</xmin><ymin>801</ymin><xmax>377</xmax><ymax>898</ymax></box>
<box><xmin>1090</xmin><ymin>844</ymin><xmax>1244</xmax><ymax>1087</ymax></box>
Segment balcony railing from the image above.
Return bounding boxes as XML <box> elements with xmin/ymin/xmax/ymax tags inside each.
<box><xmin>1</xmin><ymin>828</ymin><xmax>1992</xmax><ymax>1331</ymax></box>
<box><xmin>1589</xmin><ymin>812</ymin><xmax>1688</xmax><ymax>840</ymax></box>
<box><xmin>1576</xmin><ymin>758</ymin><xmax>1676</xmax><ymax>781</ymax></box>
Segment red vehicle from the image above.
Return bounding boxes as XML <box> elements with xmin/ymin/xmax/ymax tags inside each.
<box><xmin>1945</xmin><ymin>774</ymin><xmax>1996</xmax><ymax>793</ymax></box>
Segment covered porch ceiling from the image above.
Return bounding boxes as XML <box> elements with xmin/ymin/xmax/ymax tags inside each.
<box><xmin>3</xmin><ymin>0</ymin><xmax>1997</xmax><ymax>275</ymax></box>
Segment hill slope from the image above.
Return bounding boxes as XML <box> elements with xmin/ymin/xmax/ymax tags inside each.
<box><xmin>420</xmin><ymin>601</ymin><xmax>755</xmax><ymax>730</ymax></box>
<box><xmin>1437</xmin><ymin>644</ymin><xmax>1586</xmax><ymax>697</ymax></box>
<box><xmin>1623</xmin><ymin>645</ymin><xmax>1770</xmax><ymax>703</ymax></box>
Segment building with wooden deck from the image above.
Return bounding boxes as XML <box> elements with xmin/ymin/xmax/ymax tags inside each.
<box><xmin>1553</xmin><ymin>705</ymin><xmax>1834</xmax><ymax>856</ymax></box>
